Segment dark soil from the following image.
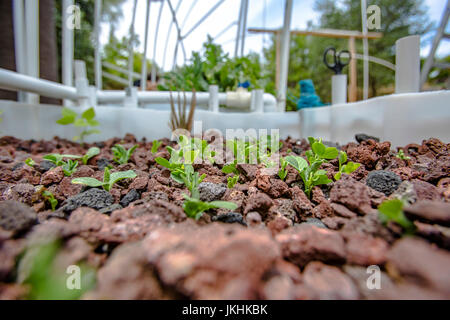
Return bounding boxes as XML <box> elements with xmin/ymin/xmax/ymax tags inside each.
<box><xmin>0</xmin><ymin>134</ymin><xmax>449</xmax><ymax>300</ymax></box>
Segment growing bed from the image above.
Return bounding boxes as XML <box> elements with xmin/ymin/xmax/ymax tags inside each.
<box><xmin>0</xmin><ymin>132</ymin><xmax>449</xmax><ymax>300</ymax></box>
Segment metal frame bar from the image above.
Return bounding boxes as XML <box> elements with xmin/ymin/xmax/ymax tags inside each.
<box><xmin>128</xmin><ymin>0</ymin><xmax>138</xmax><ymax>88</ymax></box>
<box><xmin>141</xmin><ymin>0</ymin><xmax>151</xmax><ymax>91</ymax></box>
<box><xmin>151</xmin><ymin>0</ymin><xmax>165</xmax><ymax>82</ymax></box>
<box><xmin>277</xmin><ymin>0</ymin><xmax>293</xmax><ymax>111</ymax></box>
<box><xmin>94</xmin><ymin>0</ymin><xmax>102</xmax><ymax>89</ymax></box>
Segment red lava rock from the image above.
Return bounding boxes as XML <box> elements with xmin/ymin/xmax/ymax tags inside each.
<box><xmin>0</xmin><ymin>283</ymin><xmax>28</xmax><ymax>300</ymax></box>
<box><xmin>331</xmin><ymin>203</ymin><xmax>357</xmax><ymax>219</ymax></box>
<box><xmin>343</xmin><ymin>232</ymin><xmax>389</xmax><ymax>266</ymax></box>
<box><xmin>311</xmin><ymin>186</ymin><xmax>327</xmax><ymax>204</ymax></box>
<box><xmin>260</xmin><ymin>260</ymin><xmax>303</xmax><ymax>300</ymax></box>
<box><xmin>0</xmin><ymin>200</ymin><xmax>37</xmax><ymax>234</ymax></box>
<box><xmin>267</xmin><ymin>215</ymin><xmax>292</xmax><ymax>234</ymax></box>
<box><xmin>256</xmin><ymin>175</ymin><xmax>289</xmax><ymax>198</ymax></box>
<box><xmin>142</xmin><ymin>223</ymin><xmax>281</xmax><ymax>299</ymax></box>
<box><xmin>404</xmin><ymin>200</ymin><xmax>450</xmax><ymax>226</ymax></box>
<box><xmin>84</xmin><ymin>242</ymin><xmax>169</xmax><ymax>299</ymax></box>
<box><xmin>391</xmin><ymin>166</ymin><xmax>423</xmax><ymax>181</ymax></box>
<box><xmin>411</xmin><ymin>179</ymin><xmax>442</xmax><ymax>201</ymax></box>
<box><xmin>312</xmin><ymin>200</ymin><xmax>334</xmax><ymax>219</ymax></box>
<box><xmin>268</xmin><ymin>199</ymin><xmax>297</xmax><ymax>222</ymax></box>
<box><xmin>0</xmin><ymin>239</ymin><xmax>26</xmax><ymax>281</ymax></box>
<box><xmin>275</xmin><ymin>224</ymin><xmax>346</xmax><ymax>267</ymax></box>
<box><xmin>346</xmin><ymin>140</ymin><xmax>391</xmax><ymax>169</ymax></box>
<box><xmin>111</xmin><ymin>199</ymin><xmax>186</xmax><ymax>223</ymax></box>
<box><xmin>245</xmin><ymin>211</ymin><xmax>263</xmax><ymax>227</ymax></box>
<box><xmin>59</xmin><ymin>176</ymin><xmax>83</xmax><ymax>198</ymax></box>
<box><xmin>367</xmin><ymin>187</ymin><xmax>386</xmax><ymax>208</ymax></box>
<box><xmin>243</xmin><ymin>192</ymin><xmax>273</xmax><ymax>216</ymax></box>
<box><xmin>2</xmin><ymin>183</ymin><xmax>37</xmax><ymax>205</ymax></box>
<box><xmin>40</xmin><ymin>166</ymin><xmax>64</xmax><ymax>186</ymax></box>
<box><xmin>291</xmin><ymin>186</ymin><xmax>313</xmax><ymax>215</ymax></box>
<box><xmin>330</xmin><ymin>176</ymin><xmax>372</xmax><ymax>215</ymax></box>
<box><xmin>322</xmin><ymin>216</ymin><xmax>348</xmax><ymax>230</ymax></box>
<box><xmin>414</xmin><ymin>221</ymin><xmax>450</xmax><ymax>249</ymax></box>
<box><xmin>237</xmin><ymin>164</ymin><xmax>258</xmax><ymax>181</ymax></box>
<box><xmin>11</xmin><ymin>164</ymin><xmax>41</xmax><ymax>185</ymax></box>
<box><xmin>302</xmin><ymin>261</ymin><xmax>359</xmax><ymax>300</ymax></box>
<box><xmin>387</xmin><ymin>237</ymin><xmax>450</xmax><ymax>295</ymax></box>
<box><xmin>71</xmin><ymin>165</ymin><xmax>95</xmax><ymax>178</ymax></box>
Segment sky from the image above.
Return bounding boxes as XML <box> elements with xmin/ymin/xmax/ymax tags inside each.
<box><xmin>100</xmin><ymin>0</ymin><xmax>450</xmax><ymax>71</ymax></box>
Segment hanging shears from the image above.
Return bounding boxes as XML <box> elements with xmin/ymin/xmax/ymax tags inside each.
<box><xmin>323</xmin><ymin>47</ymin><xmax>351</xmax><ymax>75</ymax></box>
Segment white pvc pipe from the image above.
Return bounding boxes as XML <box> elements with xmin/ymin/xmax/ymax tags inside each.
<box><xmin>239</xmin><ymin>0</ymin><xmax>249</xmax><ymax>57</ymax></box>
<box><xmin>141</xmin><ymin>0</ymin><xmax>151</xmax><ymax>91</ymax></box>
<box><xmin>395</xmin><ymin>35</ymin><xmax>420</xmax><ymax>94</ymax></box>
<box><xmin>361</xmin><ymin>0</ymin><xmax>369</xmax><ymax>100</ymax></box>
<box><xmin>94</xmin><ymin>0</ymin><xmax>102</xmax><ymax>89</ymax></box>
<box><xmin>62</xmin><ymin>0</ymin><xmax>74</xmax><ymax>88</ymax></box>
<box><xmin>277</xmin><ymin>0</ymin><xmax>293</xmax><ymax>112</ymax></box>
<box><xmin>251</xmin><ymin>89</ymin><xmax>264</xmax><ymax>113</ymax></box>
<box><xmin>128</xmin><ymin>0</ymin><xmax>138</xmax><ymax>88</ymax></box>
<box><xmin>208</xmin><ymin>85</ymin><xmax>219</xmax><ymax>112</ymax></box>
<box><xmin>0</xmin><ymin>68</ymin><xmax>79</xmax><ymax>100</ymax></box>
<box><xmin>12</xmin><ymin>0</ymin><xmax>26</xmax><ymax>102</ymax></box>
<box><xmin>331</xmin><ymin>75</ymin><xmax>347</xmax><ymax>105</ymax></box>
<box><xmin>25</xmin><ymin>0</ymin><xmax>40</xmax><ymax>104</ymax></box>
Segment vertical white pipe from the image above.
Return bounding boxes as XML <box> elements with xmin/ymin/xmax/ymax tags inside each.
<box><xmin>209</xmin><ymin>85</ymin><xmax>219</xmax><ymax>113</ymax></box>
<box><xmin>25</xmin><ymin>0</ymin><xmax>40</xmax><ymax>104</ymax></box>
<box><xmin>128</xmin><ymin>0</ymin><xmax>138</xmax><ymax>88</ymax></box>
<box><xmin>62</xmin><ymin>0</ymin><xmax>74</xmax><ymax>88</ymax></box>
<box><xmin>251</xmin><ymin>89</ymin><xmax>264</xmax><ymax>113</ymax></box>
<box><xmin>361</xmin><ymin>0</ymin><xmax>369</xmax><ymax>100</ymax></box>
<box><xmin>234</xmin><ymin>0</ymin><xmax>244</xmax><ymax>57</ymax></box>
<box><xmin>331</xmin><ymin>74</ymin><xmax>347</xmax><ymax>105</ymax></box>
<box><xmin>395</xmin><ymin>35</ymin><xmax>420</xmax><ymax>94</ymax></box>
<box><xmin>151</xmin><ymin>1</ymin><xmax>164</xmax><ymax>83</ymax></box>
<box><xmin>94</xmin><ymin>0</ymin><xmax>102</xmax><ymax>89</ymax></box>
<box><xmin>277</xmin><ymin>0</ymin><xmax>293</xmax><ymax>112</ymax></box>
<box><xmin>141</xmin><ymin>0</ymin><xmax>151</xmax><ymax>91</ymax></box>
<box><xmin>239</xmin><ymin>0</ymin><xmax>249</xmax><ymax>57</ymax></box>
<box><xmin>13</xmin><ymin>0</ymin><xmax>26</xmax><ymax>102</ymax></box>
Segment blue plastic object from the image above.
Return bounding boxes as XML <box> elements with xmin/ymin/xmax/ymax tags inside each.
<box><xmin>296</xmin><ymin>79</ymin><xmax>326</xmax><ymax>109</ymax></box>
<box><xmin>238</xmin><ymin>81</ymin><xmax>250</xmax><ymax>89</ymax></box>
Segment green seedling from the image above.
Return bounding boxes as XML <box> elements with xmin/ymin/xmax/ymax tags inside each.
<box><xmin>177</xmin><ymin>135</ymin><xmax>216</xmax><ymax>164</ymax></box>
<box><xmin>61</xmin><ymin>159</ymin><xmax>78</xmax><ymax>176</ymax></box>
<box><xmin>42</xmin><ymin>190</ymin><xmax>58</xmax><ymax>211</ymax></box>
<box><xmin>222</xmin><ymin>160</ymin><xmax>239</xmax><ymax>175</ymax></box>
<box><xmin>25</xmin><ymin>158</ymin><xmax>36</xmax><ymax>168</ymax></box>
<box><xmin>71</xmin><ymin>167</ymin><xmax>137</xmax><ymax>191</ymax></box>
<box><xmin>227</xmin><ymin>174</ymin><xmax>239</xmax><ymax>188</ymax></box>
<box><xmin>305</xmin><ymin>137</ymin><xmax>339</xmax><ymax>163</ymax></box>
<box><xmin>19</xmin><ymin>240</ymin><xmax>95</xmax><ymax>300</ymax></box>
<box><xmin>182</xmin><ymin>195</ymin><xmax>238</xmax><ymax>220</ymax></box>
<box><xmin>278</xmin><ymin>157</ymin><xmax>288</xmax><ymax>180</ymax></box>
<box><xmin>82</xmin><ymin>147</ymin><xmax>100</xmax><ymax>165</ymax></box>
<box><xmin>378</xmin><ymin>199</ymin><xmax>416</xmax><ymax>234</ymax></box>
<box><xmin>43</xmin><ymin>153</ymin><xmax>81</xmax><ymax>166</ymax></box>
<box><xmin>151</xmin><ymin>140</ymin><xmax>163</xmax><ymax>154</ymax></box>
<box><xmin>111</xmin><ymin>144</ymin><xmax>138</xmax><ymax>165</ymax></box>
<box><xmin>56</xmin><ymin>107</ymin><xmax>101</xmax><ymax>143</ymax></box>
<box><xmin>395</xmin><ymin>149</ymin><xmax>411</xmax><ymax>160</ymax></box>
<box><xmin>334</xmin><ymin>151</ymin><xmax>361</xmax><ymax>180</ymax></box>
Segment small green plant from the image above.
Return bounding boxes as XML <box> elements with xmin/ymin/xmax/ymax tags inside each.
<box><xmin>19</xmin><ymin>240</ymin><xmax>95</xmax><ymax>300</ymax></box>
<box><xmin>25</xmin><ymin>158</ymin><xmax>36</xmax><ymax>168</ymax></box>
<box><xmin>71</xmin><ymin>167</ymin><xmax>137</xmax><ymax>191</ymax></box>
<box><xmin>334</xmin><ymin>151</ymin><xmax>361</xmax><ymax>180</ymax></box>
<box><xmin>151</xmin><ymin>140</ymin><xmax>163</xmax><ymax>154</ymax></box>
<box><xmin>284</xmin><ymin>137</ymin><xmax>338</xmax><ymax>197</ymax></box>
<box><xmin>278</xmin><ymin>157</ymin><xmax>288</xmax><ymax>180</ymax></box>
<box><xmin>81</xmin><ymin>147</ymin><xmax>100</xmax><ymax>165</ymax></box>
<box><xmin>227</xmin><ymin>174</ymin><xmax>239</xmax><ymax>188</ymax></box>
<box><xmin>395</xmin><ymin>149</ymin><xmax>411</xmax><ymax>160</ymax></box>
<box><xmin>61</xmin><ymin>159</ymin><xmax>78</xmax><ymax>176</ymax></box>
<box><xmin>56</xmin><ymin>107</ymin><xmax>101</xmax><ymax>143</ymax></box>
<box><xmin>111</xmin><ymin>144</ymin><xmax>138</xmax><ymax>165</ymax></box>
<box><xmin>43</xmin><ymin>153</ymin><xmax>81</xmax><ymax>166</ymax></box>
<box><xmin>182</xmin><ymin>195</ymin><xmax>238</xmax><ymax>220</ymax></box>
<box><xmin>378</xmin><ymin>199</ymin><xmax>416</xmax><ymax>234</ymax></box>
<box><xmin>42</xmin><ymin>190</ymin><xmax>58</xmax><ymax>211</ymax></box>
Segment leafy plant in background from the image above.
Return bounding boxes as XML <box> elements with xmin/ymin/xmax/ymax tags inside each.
<box><xmin>111</xmin><ymin>144</ymin><xmax>138</xmax><ymax>165</ymax></box>
<box><xmin>25</xmin><ymin>158</ymin><xmax>36</xmax><ymax>168</ymax></box>
<box><xmin>71</xmin><ymin>167</ymin><xmax>136</xmax><ymax>192</ymax></box>
<box><xmin>378</xmin><ymin>199</ymin><xmax>416</xmax><ymax>234</ymax></box>
<box><xmin>42</xmin><ymin>190</ymin><xmax>58</xmax><ymax>211</ymax></box>
<box><xmin>19</xmin><ymin>240</ymin><xmax>95</xmax><ymax>300</ymax></box>
<box><xmin>56</xmin><ymin>107</ymin><xmax>100</xmax><ymax>143</ymax></box>
<box><xmin>395</xmin><ymin>149</ymin><xmax>411</xmax><ymax>161</ymax></box>
<box><xmin>334</xmin><ymin>151</ymin><xmax>361</xmax><ymax>180</ymax></box>
<box><xmin>169</xmin><ymin>90</ymin><xmax>197</xmax><ymax>133</ymax></box>
<box><xmin>151</xmin><ymin>140</ymin><xmax>162</xmax><ymax>154</ymax></box>
<box><xmin>182</xmin><ymin>195</ymin><xmax>238</xmax><ymax>220</ymax></box>
<box><xmin>82</xmin><ymin>147</ymin><xmax>100</xmax><ymax>165</ymax></box>
<box><xmin>61</xmin><ymin>159</ymin><xmax>78</xmax><ymax>177</ymax></box>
